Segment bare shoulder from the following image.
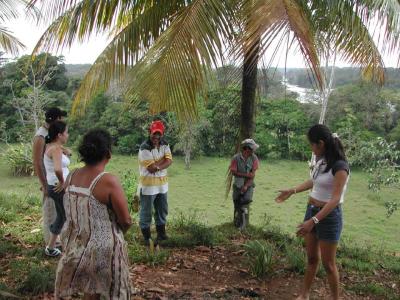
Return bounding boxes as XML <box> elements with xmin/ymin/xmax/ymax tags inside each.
<box><xmin>99</xmin><ymin>173</ymin><xmax>121</xmax><ymax>188</ymax></box>
<box><xmin>47</xmin><ymin>144</ymin><xmax>62</xmax><ymax>156</ymax></box>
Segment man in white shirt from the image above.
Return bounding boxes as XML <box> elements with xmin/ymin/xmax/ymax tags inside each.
<box><xmin>138</xmin><ymin>120</ymin><xmax>172</xmax><ymax>245</ymax></box>
<box><xmin>32</xmin><ymin>107</ymin><xmax>67</xmax><ymax>244</ymax></box>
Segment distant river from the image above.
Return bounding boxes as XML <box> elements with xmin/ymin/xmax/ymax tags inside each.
<box><xmin>282</xmin><ymin>78</ymin><xmax>319</xmax><ymax>103</ymax></box>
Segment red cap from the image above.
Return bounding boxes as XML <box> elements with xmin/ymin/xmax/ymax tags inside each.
<box><xmin>149</xmin><ymin>120</ymin><xmax>165</xmax><ymax>135</ymax></box>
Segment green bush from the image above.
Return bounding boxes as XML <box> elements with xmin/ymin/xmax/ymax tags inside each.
<box><xmin>244</xmin><ymin>240</ymin><xmax>275</xmax><ymax>278</ymax></box>
<box><xmin>116</xmin><ymin>133</ymin><xmax>141</xmax><ymax>154</ymax></box>
<box><xmin>121</xmin><ymin>170</ymin><xmax>138</xmax><ymax>213</ymax></box>
<box><xmin>1</xmin><ymin>143</ymin><xmax>34</xmax><ymax>176</ymax></box>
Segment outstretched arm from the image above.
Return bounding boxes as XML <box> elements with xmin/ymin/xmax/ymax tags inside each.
<box><xmin>275</xmin><ymin>179</ymin><xmax>313</xmax><ymax>203</ymax></box>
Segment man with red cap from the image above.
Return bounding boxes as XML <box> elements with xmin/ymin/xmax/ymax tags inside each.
<box><xmin>138</xmin><ymin>120</ymin><xmax>173</xmax><ymax>245</ymax></box>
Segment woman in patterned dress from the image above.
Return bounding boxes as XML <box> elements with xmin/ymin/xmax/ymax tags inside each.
<box><xmin>55</xmin><ymin>129</ymin><xmax>132</xmax><ymax>300</ymax></box>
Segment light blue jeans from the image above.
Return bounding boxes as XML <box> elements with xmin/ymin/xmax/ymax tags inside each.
<box><xmin>139</xmin><ymin>191</ymin><xmax>168</xmax><ymax>229</ymax></box>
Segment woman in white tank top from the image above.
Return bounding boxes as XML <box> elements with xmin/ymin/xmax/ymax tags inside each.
<box><xmin>43</xmin><ymin>121</ymin><xmax>70</xmax><ymax>257</ymax></box>
<box><xmin>275</xmin><ymin>124</ymin><xmax>350</xmax><ymax>300</ymax></box>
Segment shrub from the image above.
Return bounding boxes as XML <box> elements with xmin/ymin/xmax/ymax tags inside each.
<box><xmin>1</xmin><ymin>143</ymin><xmax>33</xmax><ymax>176</ymax></box>
<box><xmin>121</xmin><ymin>170</ymin><xmax>138</xmax><ymax>213</ymax></box>
<box><xmin>244</xmin><ymin>240</ymin><xmax>275</xmax><ymax>278</ymax></box>
<box><xmin>116</xmin><ymin>133</ymin><xmax>141</xmax><ymax>154</ymax></box>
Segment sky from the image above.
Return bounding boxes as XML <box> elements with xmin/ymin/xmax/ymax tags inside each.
<box><xmin>3</xmin><ymin>8</ymin><xmax>399</xmax><ymax>68</ymax></box>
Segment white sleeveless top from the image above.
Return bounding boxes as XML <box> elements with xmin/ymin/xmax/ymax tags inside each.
<box><xmin>309</xmin><ymin>158</ymin><xmax>350</xmax><ymax>204</ymax></box>
<box><xmin>44</xmin><ymin>153</ymin><xmax>70</xmax><ymax>185</ymax></box>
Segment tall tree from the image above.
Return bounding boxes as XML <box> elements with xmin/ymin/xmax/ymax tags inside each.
<box><xmin>29</xmin><ymin>0</ymin><xmax>400</xmax><ymax>138</ymax></box>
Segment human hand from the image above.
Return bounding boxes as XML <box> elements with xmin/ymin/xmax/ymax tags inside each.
<box><xmin>54</xmin><ymin>182</ymin><xmax>64</xmax><ymax>193</ymax></box>
<box><xmin>247</xmin><ymin>172</ymin><xmax>255</xmax><ymax>179</ymax></box>
<box><xmin>241</xmin><ymin>185</ymin><xmax>248</xmax><ymax>194</ymax></box>
<box><xmin>296</xmin><ymin>219</ymin><xmax>314</xmax><ymax>237</ymax></box>
<box><xmin>275</xmin><ymin>189</ymin><xmax>294</xmax><ymax>203</ymax></box>
<box><xmin>147</xmin><ymin>164</ymin><xmax>158</xmax><ymax>173</ymax></box>
<box><xmin>62</xmin><ymin>146</ymin><xmax>72</xmax><ymax>157</ymax></box>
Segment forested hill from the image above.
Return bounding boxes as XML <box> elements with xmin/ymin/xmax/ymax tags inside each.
<box><xmin>64</xmin><ymin>64</ymin><xmax>400</xmax><ymax>89</ymax></box>
<box><xmin>282</xmin><ymin>67</ymin><xmax>400</xmax><ymax>89</ymax></box>
<box><xmin>65</xmin><ymin>64</ymin><xmax>91</xmax><ymax>78</ymax></box>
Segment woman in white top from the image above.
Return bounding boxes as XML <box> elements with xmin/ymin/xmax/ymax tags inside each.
<box><xmin>276</xmin><ymin>124</ymin><xmax>349</xmax><ymax>300</ymax></box>
<box><xmin>44</xmin><ymin>120</ymin><xmax>70</xmax><ymax>257</ymax></box>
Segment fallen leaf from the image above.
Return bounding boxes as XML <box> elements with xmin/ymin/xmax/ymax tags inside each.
<box><xmin>147</xmin><ymin>287</ymin><xmax>165</xmax><ymax>293</ymax></box>
<box><xmin>195</xmin><ymin>246</ymin><xmax>211</xmax><ymax>253</ymax></box>
<box><xmin>159</xmin><ymin>283</ymin><xmax>174</xmax><ymax>289</ymax></box>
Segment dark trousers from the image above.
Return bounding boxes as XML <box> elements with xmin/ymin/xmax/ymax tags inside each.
<box><xmin>47</xmin><ymin>185</ymin><xmax>66</xmax><ymax>235</ymax></box>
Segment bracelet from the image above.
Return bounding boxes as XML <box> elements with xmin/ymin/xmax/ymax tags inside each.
<box><xmin>293</xmin><ymin>188</ymin><xmax>297</xmax><ymax>194</ymax></box>
<box><xmin>311</xmin><ymin>216</ymin><xmax>319</xmax><ymax>224</ymax></box>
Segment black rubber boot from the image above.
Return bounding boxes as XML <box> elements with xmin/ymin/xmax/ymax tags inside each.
<box><xmin>239</xmin><ymin>206</ymin><xmax>249</xmax><ymax>231</ymax></box>
<box><xmin>141</xmin><ymin>227</ymin><xmax>151</xmax><ymax>246</ymax></box>
<box><xmin>233</xmin><ymin>206</ymin><xmax>241</xmax><ymax>228</ymax></box>
<box><xmin>156</xmin><ymin>224</ymin><xmax>168</xmax><ymax>242</ymax></box>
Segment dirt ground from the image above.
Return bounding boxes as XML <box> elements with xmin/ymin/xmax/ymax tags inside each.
<box><xmin>22</xmin><ymin>240</ymin><xmax>396</xmax><ymax>300</ymax></box>
<box><xmin>127</xmin><ymin>246</ymin><xmax>374</xmax><ymax>300</ymax></box>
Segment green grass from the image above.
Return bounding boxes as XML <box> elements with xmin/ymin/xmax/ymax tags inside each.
<box><xmin>0</xmin><ymin>154</ymin><xmax>399</xmax><ymax>251</ymax></box>
<box><xmin>349</xmin><ymin>282</ymin><xmax>399</xmax><ymax>299</ymax></box>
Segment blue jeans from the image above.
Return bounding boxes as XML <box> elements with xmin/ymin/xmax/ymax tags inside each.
<box><xmin>47</xmin><ymin>185</ymin><xmax>66</xmax><ymax>235</ymax></box>
<box><xmin>139</xmin><ymin>191</ymin><xmax>168</xmax><ymax>229</ymax></box>
<box><xmin>304</xmin><ymin>204</ymin><xmax>343</xmax><ymax>242</ymax></box>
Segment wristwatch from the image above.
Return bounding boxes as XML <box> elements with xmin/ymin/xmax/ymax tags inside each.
<box><xmin>311</xmin><ymin>216</ymin><xmax>320</xmax><ymax>224</ymax></box>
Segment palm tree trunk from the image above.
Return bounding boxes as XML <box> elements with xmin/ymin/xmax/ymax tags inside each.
<box><xmin>239</xmin><ymin>40</ymin><xmax>260</xmax><ymax>140</ymax></box>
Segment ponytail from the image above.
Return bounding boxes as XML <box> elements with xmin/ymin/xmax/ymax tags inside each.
<box><xmin>46</xmin><ymin>121</ymin><xmax>67</xmax><ymax>144</ymax></box>
<box><xmin>307</xmin><ymin>124</ymin><xmax>346</xmax><ymax>173</ymax></box>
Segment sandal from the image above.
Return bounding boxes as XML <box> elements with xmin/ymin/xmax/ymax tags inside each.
<box><xmin>45</xmin><ymin>246</ymin><xmax>61</xmax><ymax>257</ymax></box>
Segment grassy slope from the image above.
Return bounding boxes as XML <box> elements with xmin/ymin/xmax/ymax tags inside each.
<box><xmin>0</xmin><ymin>154</ymin><xmax>398</xmax><ymax>252</ymax></box>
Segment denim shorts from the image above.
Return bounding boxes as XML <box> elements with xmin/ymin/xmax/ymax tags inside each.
<box><xmin>304</xmin><ymin>204</ymin><xmax>343</xmax><ymax>243</ymax></box>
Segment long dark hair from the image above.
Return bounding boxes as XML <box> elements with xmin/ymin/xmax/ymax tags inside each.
<box><xmin>307</xmin><ymin>124</ymin><xmax>346</xmax><ymax>173</ymax></box>
<box><xmin>78</xmin><ymin>129</ymin><xmax>112</xmax><ymax>165</ymax></box>
<box><xmin>45</xmin><ymin>121</ymin><xmax>67</xmax><ymax>144</ymax></box>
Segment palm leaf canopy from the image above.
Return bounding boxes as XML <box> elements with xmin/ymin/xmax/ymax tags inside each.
<box><xmin>0</xmin><ymin>0</ymin><xmax>26</xmax><ymax>54</ymax></box>
<box><xmin>30</xmin><ymin>0</ymin><xmax>400</xmax><ymax>119</ymax></box>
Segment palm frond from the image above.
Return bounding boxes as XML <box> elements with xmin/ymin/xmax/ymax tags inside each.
<box><xmin>27</xmin><ymin>0</ymin><xmax>80</xmax><ymax>23</ymax></box>
<box><xmin>30</xmin><ymin>0</ymin><xmax>147</xmax><ymax>51</ymax></box>
<box><xmin>0</xmin><ymin>26</ymin><xmax>25</xmax><ymax>55</ymax></box>
<box><xmin>354</xmin><ymin>0</ymin><xmax>400</xmax><ymax>56</ymax></box>
<box><xmin>313</xmin><ymin>1</ymin><xmax>386</xmax><ymax>84</ymax></box>
<box><xmin>119</xmin><ymin>0</ymin><xmax>235</xmax><ymax>121</ymax></box>
<box><xmin>0</xmin><ymin>0</ymin><xmax>21</xmax><ymax>22</ymax></box>
<box><xmin>71</xmin><ymin>1</ymin><xmax>188</xmax><ymax>114</ymax></box>
<box><xmin>32</xmin><ymin>1</ymin><xmax>124</xmax><ymax>53</ymax></box>
<box><xmin>237</xmin><ymin>0</ymin><xmax>323</xmax><ymax>88</ymax></box>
